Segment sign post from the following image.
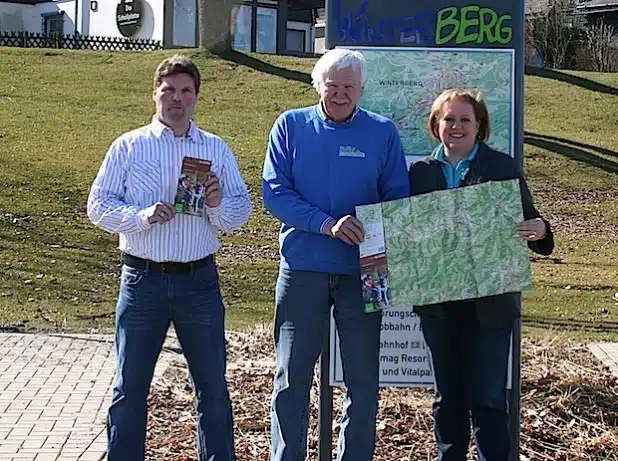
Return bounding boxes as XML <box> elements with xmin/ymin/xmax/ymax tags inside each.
<box><xmin>318</xmin><ymin>321</ymin><xmax>333</xmax><ymax>461</ymax></box>
<box><xmin>320</xmin><ymin>1</ymin><xmax>526</xmax><ymax>460</ymax></box>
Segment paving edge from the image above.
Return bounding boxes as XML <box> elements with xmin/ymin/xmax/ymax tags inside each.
<box><xmin>588</xmin><ymin>342</ymin><xmax>618</xmax><ymax>377</ymax></box>
<box><xmin>75</xmin><ymin>337</ymin><xmax>179</xmax><ymax>461</ymax></box>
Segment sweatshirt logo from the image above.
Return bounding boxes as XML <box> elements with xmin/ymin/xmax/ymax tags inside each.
<box><xmin>339</xmin><ymin>145</ymin><xmax>366</xmax><ymax>158</ymax></box>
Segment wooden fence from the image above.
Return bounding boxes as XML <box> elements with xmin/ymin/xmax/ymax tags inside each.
<box><xmin>0</xmin><ymin>31</ymin><xmax>161</xmax><ymax>51</ymax></box>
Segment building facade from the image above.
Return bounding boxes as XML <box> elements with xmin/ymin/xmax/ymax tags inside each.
<box><xmin>0</xmin><ymin>0</ymin><xmax>78</xmax><ymax>35</ymax></box>
<box><xmin>0</xmin><ymin>0</ymin><xmax>325</xmax><ymax>53</ymax></box>
<box><xmin>576</xmin><ymin>0</ymin><xmax>618</xmax><ymax>29</ymax></box>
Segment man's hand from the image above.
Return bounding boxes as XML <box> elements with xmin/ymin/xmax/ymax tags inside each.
<box><xmin>517</xmin><ymin>218</ymin><xmax>547</xmax><ymax>241</ymax></box>
<box><xmin>324</xmin><ymin>215</ymin><xmax>365</xmax><ymax>245</ymax></box>
<box><xmin>146</xmin><ymin>202</ymin><xmax>176</xmax><ymax>225</ymax></box>
<box><xmin>203</xmin><ymin>174</ymin><xmax>223</xmax><ymax>208</ymax></box>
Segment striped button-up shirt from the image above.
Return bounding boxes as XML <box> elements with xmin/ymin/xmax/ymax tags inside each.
<box><xmin>87</xmin><ymin>117</ymin><xmax>252</xmax><ymax>262</ymax></box>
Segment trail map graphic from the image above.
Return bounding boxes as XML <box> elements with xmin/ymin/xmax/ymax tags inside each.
<box><xmin>352</xmin><ymin>47</ymin><xmax>514</xmax><ymax>160</ymax></box>
<box><xmin>356</xmin><ymin>180</ymin><xmax>532</xmax><ymax>307</ymax></box>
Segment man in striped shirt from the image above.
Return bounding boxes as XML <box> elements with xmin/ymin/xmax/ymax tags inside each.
<box><xmin>87</xmin><ymin>55</ymin><xmax>251</xmax><ymax>461</ymax></box>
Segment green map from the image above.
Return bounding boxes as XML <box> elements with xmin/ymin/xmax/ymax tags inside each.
<box><xmin>359</xmin><ymin>180</ymin><xmax>532</xmax><ymax>307</ymax></box>
<box><xmin>351</xmin><ymin>47</ymin><xmax>514</xmax><ymax>159</ymax></box>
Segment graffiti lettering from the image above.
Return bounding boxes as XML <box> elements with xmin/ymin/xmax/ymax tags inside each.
<box><xmin>334</xmin><ymin>0</ymin><xmax>435</xmax><ymax>45</ymax></box>
<box><xmin>435</xmin><ymin>6</ymin><xmax>512</xmax><ymax>45</ymax></box>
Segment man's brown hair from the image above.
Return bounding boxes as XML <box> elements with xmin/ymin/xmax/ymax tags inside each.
<box><xmin>153</xmin><ymin>54</ymin><xmax>201</xmax><ymax>94</ymax></box>
<box><xmin>428</xmin><ymin>89</ymin><xmax>491</xmax><ymax>142</ymax></box>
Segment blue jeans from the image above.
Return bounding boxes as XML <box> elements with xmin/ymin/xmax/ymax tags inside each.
<box><xmin>270</xmin><ymin>268</ymin><xmax>382</xmax><ymax>461</ymax></box>
<box><xmin>107</xmin><ymin>263</ymin><xmax>235</xmax><ymax>461</ymax></box>
<box><xmin>419</xmin><ymin>303</ymin><xmax>511</xmax><ymax>461</ymax></box>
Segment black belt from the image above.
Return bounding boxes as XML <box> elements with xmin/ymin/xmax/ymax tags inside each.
<box><xmin>121</xmin><ymin>253</ymin><xmax>214</xmax><ymax>274</ymax></box>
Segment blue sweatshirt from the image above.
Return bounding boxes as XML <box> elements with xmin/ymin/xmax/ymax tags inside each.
<box><xmin>262</xmin><ymin>104</ymin><xmax>410</xmax><ymax>275</ymax></box>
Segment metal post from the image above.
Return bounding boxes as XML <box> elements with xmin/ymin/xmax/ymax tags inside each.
<box><xmin>276</xmin><ymin>0</ymin><xmax>287</xmax><ymax>54</ymax></box>
<box><xmin>324</xmin><ymin>0</ymin><xmax>331</xmax><ymax>50</ymax></box>
<box><xmin>508</xmin><ymin>311</ymin><xmax>522</xmax><ymax>461</ymax></box>
<box><xmin>318</xmin><ymin>317</ymin><xmax>333</xmax><ymax>461</ymax></box>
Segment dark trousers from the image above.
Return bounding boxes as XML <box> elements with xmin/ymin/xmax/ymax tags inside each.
<box><xmin>420</xmin><ymin>303</ymin><xmax>512</xmax><ymax>461</ymax></box>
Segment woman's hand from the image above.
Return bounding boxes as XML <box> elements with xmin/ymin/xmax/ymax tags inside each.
<box><xmin>517</xmin><ymin>218</ymin><xmax>547</xmax><ymax>241</ymax></box>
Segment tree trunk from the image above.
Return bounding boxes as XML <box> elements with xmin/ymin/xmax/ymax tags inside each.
<box><xmin>198</xmin><ymin>0</ymin><xmax>236</xmax><ymax>51</ymax></box>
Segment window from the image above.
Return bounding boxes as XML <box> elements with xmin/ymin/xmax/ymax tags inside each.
<box><xmin>42</xmin><ymin>13</ymin><xmax>64</xmax><ymax>35</ymax></box>
<box><xmin>286</xmin><ymin>29</ymin><xmax>305</xmax><ymax>53</ymax></box>
<box><xmin>173</xmin><ymin>0</ymin><xmax>197</xmax><ymax>47</ymax></box>
<box><xmin>256</xmin><ymin>7</ymin><xmax>277</xmax><ymax>53</ymax></box>
<box><xmin>231</xmin><ymin>2</ymin><xmax>282</xmax><ymax>53</ymax></box>
<box><xmin>231</xmin><ymin>4</ymin><xmax>252</xmax><ymax>51</ymax></box>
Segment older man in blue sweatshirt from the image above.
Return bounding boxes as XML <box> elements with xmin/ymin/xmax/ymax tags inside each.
<box><xmin>262</xmin><ymin>48</ymin><xmax>410</xmax><ymax>461</ymax></box>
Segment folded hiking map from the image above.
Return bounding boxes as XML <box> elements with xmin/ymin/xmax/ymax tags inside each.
<box><xmin>357</xmin><ymin>179</ymin><xmax>533</xmax><ymax>310</ymax></box>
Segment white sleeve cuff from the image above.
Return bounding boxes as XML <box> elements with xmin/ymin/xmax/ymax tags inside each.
<box><xmin>205</xmin><ymin>201</ymin><xmax>224</xmax><ymax>219</ymax></box>
<box><xmin>136</xmin><ymin>208</ymin><xmax>153</xmax><ymax>230</ymax></box>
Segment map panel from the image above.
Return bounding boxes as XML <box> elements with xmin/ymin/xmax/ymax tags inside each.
<box><xmin>349</xmin><ymin>47</ymin><xmax>514</xmax><ymax>160</ymax></box>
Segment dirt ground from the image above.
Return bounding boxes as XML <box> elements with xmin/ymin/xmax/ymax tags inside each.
<box><xmin>145</xmin><ymin>326</ymin><xmax>618</xmax><ymax>461</ymax></box>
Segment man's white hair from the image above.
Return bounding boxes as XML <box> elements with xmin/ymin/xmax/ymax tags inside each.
<box><xmin>311</xmin><ymin>48</ymin><xmax>367</xmax><ymax>90</ymax></box>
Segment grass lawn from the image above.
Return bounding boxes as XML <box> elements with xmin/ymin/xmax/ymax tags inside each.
<box><xmin>0</xmin><ymin>48</ymin><xmax>616</xmax><ymax>341</ymax></box>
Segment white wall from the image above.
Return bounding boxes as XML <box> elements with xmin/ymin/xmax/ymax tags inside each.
<box><xmin>0</xmin><ymin>1</ymin><xmax>76</xmax><ymax>34</ymax></box>
<box><xmin>23</xmin><ymin>5</ymin><xmax>43</xmax><ymax>32</ymax></box>
<box><xmin>88</xmin><ymin>0</ymin><xmax>163</xmax><ymax>41</ymax></box>
<box><xmin>314</xmin><ymin>37</ymin><xmax>324</xmax><ymax>54</ymax></box>
<box><xmin>0</xmin><ymin>3</ymin><xmax>33</xmax><ymax>32</ymax></box>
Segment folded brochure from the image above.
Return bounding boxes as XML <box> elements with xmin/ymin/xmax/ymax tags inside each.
<box><xmin>357</xmin><ymin>203</ymin><xmax>391</xmax><ymax>313</ymax></box>
<box><xmin>174</xmin><ymin>156</ymin><xmax>212</xmax><ymax>216</ymax></box>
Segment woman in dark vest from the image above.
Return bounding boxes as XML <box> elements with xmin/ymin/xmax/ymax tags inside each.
<box><xmin>408</xmin><ymin>89</ymin><xmax>554</xmax><ymax>461</ymax></box>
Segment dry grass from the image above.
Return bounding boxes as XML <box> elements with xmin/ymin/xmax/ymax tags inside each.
<box><xmin>145</xmin><ymin>326</ymin><xmax>618</xmax><ymax>460</ymax></box>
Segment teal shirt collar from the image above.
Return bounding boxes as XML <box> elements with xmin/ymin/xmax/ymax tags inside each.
<box><xmin>433</xmin><ymin>143</ymin><xmax>479</xmax><ymax>164</ymax></box>
<box><xmin>433</xmin><ymin>143</ymin><xmax>479</xmax><ymax>188</ymax></box>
